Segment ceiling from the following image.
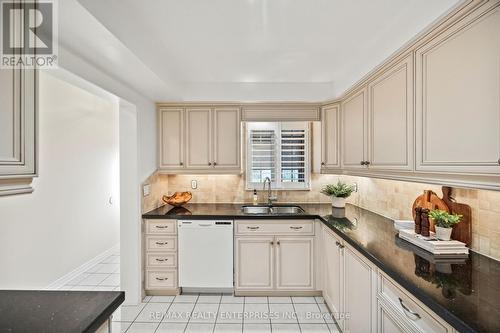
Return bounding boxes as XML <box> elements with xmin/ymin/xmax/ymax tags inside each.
<box><xmin>76</xmin><ymin>0</ymin><xmax>460</xmax><ymax>102</ymax></box>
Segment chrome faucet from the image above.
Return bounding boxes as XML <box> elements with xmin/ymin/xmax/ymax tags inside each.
<box><xmin>263</xmin><ymin>177</ymin><xmax>277</xmax><ymax>206</ymax></box>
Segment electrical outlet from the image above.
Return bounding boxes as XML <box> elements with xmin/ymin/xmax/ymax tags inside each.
<box><xmin>143</xmin><ymin>184</ymin><xmax>151</xmax><ymax>197</ymax></box>
<box><xmin>191</xmin><ymin>180</ymin><xmax>198</xmax><ymax>189</ymax></box>
<box><xmin>353</xmin><ymin>182</ymin><xmax>359</xmax><ymax>193</ymax></box>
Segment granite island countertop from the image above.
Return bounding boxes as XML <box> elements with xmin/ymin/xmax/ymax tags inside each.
<box><xmin>0</xmin><ymin>290</ymin><xmax>124</xmax><ymax>333</ymax></box>
<box><xmin>143</xmin><ymin>203</ymin><xmax>500</xmax><ymax>333</ymax></box>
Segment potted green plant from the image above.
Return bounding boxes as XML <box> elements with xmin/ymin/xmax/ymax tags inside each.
<box><xmin>428</xmin><ymin>209</ymin><xmax>463</xmax><ymax>241</ymax></box>
<box><xmin>320</xmin><ymin>181</ymin><xmax>355</xmax><ymax>208</ymax></box>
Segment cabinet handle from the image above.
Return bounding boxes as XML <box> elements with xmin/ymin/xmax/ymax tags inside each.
<box><xmin>156</xmin><ymin>277</ymin><xmax>168</xmax><ymax>281</ymax></box>
<box><xmin>155</xmin><ymin>241</ymin><xmax>168</xmax><ymax>245</ymax></box>
<box><xmin>335</xmin><ymin>241</ymin><xmax>344</xmax><ymax>249</ymax></box>
<box><xmin>277</xmin><ymin>241</ymin><xmax>280</xmax><ymax>246</ymax></box>
<box><xmin>180</xmin><ymin>162</ymin><xmax>183</xmax><ymax>166</ymax></box>
<box><xmin>365</xmin><ymin>161</ymin><xmax>371</xmax><ymax>166</ymax></box>
<box><xmin>247</xmin><ymin>226</ymin><xmax>260</xmax><ymax>230</ymax></box>
<box><xmin>360</xmin><ymin>161</ymin><xmax>366</xmax><ymax>165</ymax></box>
<box><xmin>213</xmin><ymin>162</ymin><xmax>217</xmax><ymax>166</ymax></box>
<box><xmin>270</xmin><ymin>241</ymin><xmax>274</xmax><ymax>245</ymax></box>
<box><xmin>208</xmin><ymin>162</ymin><xmax>212</xmax><ymax>166</ymax></box>
<box><xmin>155</xmin><ymin>258</ymin><xmax>168</xmax><ymax>262</ymax></box>
<box><xmin>321</xmin><ymin>162</ymin><xmax>325</xmax><ymax>166</ymax></box>
<box><xmin>290</xmin><ymin>226</ymin><xmax>303</xmax><ymax>230</ymax></box>
<box><xmin>398</xmin><ymin>298</ymin><xmax>421</xmax><ymax>321</ymax></box>
<box><xmin>498</xmin><ymin>158</ymin><xmax>500</xmax><ymax>165</ymax></box>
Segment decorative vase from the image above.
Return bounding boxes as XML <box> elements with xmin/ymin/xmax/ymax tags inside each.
<box><xmin>435</xmin><ymin>226</ymin><xmax>453</xmax><ymax>241</ymax></box>
<box><xmin>331</xmin><ymin>197</ymin><xmax>346</xmax><ymax>208</ymax></box>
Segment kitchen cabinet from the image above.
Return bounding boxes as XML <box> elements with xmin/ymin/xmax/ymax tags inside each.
<box><xmin>368</xmin><ymin>54</ymin><xmax>413</xmax><ymax>171</ymax></box>
<box><xmin>322</xmin><ymin>226</ymin><xmax>344</xmax><ymax>328</ymax></box>
<box><xmin>275</xmin><ymin>237</ymin><xmax>314</xmax><ymax>290</ymax></box>
<box><xmin>213</xmin><ymin>108</ymin><xmax>241</xmax><ymax>170</ymax></box>
<box><xmin>321</xmin><ymin>103</ymin><xmax>341</xmax><ymax>170</ymax></box>
<box><xmin>185</xmin><ymin>108</ymin><xmax>212</xmax><ymax>169</ymax></box>
<box><xmin>341</xmin><ymin>87</ymin><xmax>368</xmax><ymax>169</ymax></box>
<box><xmin>235</xmin><ymin>237</ymin><xmax>274</xmax><ymax>290</ymax></box>
<box><xmin>235</xmin><ymin>220</ymin><xmax>315</xmax><ymax>293</ymax></box>
<box><xmin>415</xmin><ymin>5</ymin><xmax>500</xmax><ymax>175</ymax></box>
<box><xmin>0</xmin><ymin>68</ymin><xmax>37</xmax><ymax>196</ymax></box>
<box><xmin>158</xmin><ymin>106</ymin><xmax>241</xmax><ymax>173</ymax></box>
<box><xmin>159</xmin><ymin>108</ymin><xmax>184</xmax><ymax>169</ymax></box>
<box><xmin>321</xmin><ymin>225</ymin><xmax>376</xmax><ymax>332</ymax></box>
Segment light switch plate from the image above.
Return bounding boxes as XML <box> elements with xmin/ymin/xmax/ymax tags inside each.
<box><xmin>191</xmin><ymin>180</ymin><xmax>197</xmax><ymax>189</ymax></box>
<box><xmin>143</xmin><ymin>184</ymin><xmax>151</xmax><ymax>197</ymax></box>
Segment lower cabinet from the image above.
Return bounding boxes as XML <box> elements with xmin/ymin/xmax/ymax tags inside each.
<box><xmin>321</xmin><ymin>225</ymin><xmax>376</xmax><ymax>332</ymax></box>
<box><xmin>235</xmin><ymin>235</ymin><xmax>315</xmax><ymax>293</ymax></box>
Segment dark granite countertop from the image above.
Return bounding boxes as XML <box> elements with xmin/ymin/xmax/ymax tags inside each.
<box><xmin>143</xmin><ymin>203</ymin><xmax>500</xmax><ymax>333</ymax></box>
<box><xmin>0</xmin><ymin>290</ymin><xmax>124</xmax><ymax>333</ymax></box>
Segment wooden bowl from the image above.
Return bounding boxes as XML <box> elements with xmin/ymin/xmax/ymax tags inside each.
<box><xmin>162</xmin><ymin>191</ymin><xmax>192</xmax><ymax>207</ymax></box>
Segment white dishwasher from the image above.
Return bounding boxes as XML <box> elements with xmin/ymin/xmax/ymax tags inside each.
<box><xmin>178</xmin><ymin>220</ymin><xmax>233</xmax><ymax>292</ymax></box>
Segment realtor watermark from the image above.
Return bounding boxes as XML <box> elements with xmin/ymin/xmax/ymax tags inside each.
<box><xmin>1</xmin><ymin>0</ymin><xmax>58</xmax><ymax>68</ymax></box>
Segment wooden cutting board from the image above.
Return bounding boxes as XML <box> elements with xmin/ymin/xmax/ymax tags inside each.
<box><xmin>441</xmin><ymin>186</ymin><xmax>472</xmax><ymax>247</ymax></box>
<box><xmin>412</xmin><ymin>190</ymin><xmax>450</xmax><ymax>219</ymax></box>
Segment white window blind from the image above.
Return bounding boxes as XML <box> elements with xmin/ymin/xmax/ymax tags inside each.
<box><xmin>246</xmin><ymin>122</ymin><xmax>310</xmax><ymax>190</ymax></box>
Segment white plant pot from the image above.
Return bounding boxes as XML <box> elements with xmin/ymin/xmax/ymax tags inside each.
<box><xmin>435</xmin><ymin>226</ymin><xmax>453</xmax><ymax>241</ymax></box>
<box><xmin>331</xmin><ymin>197</ymin><xmax>347</xmax><ymax>208</ymax></box>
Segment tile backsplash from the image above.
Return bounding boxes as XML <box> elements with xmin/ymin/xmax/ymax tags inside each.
<box><xmin>142</xmin><ymin>171</ymin><xmax>500</xmax><ymax>261</ymax></box>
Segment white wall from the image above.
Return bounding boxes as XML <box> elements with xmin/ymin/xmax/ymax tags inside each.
<box><xmin>0</xmin><ymin>72</ymin><xmax>120</xmax><ymax>288</ymax></box>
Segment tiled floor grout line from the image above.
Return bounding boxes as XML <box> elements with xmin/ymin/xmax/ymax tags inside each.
<box><xmin>290</xmin><ymin>299</ymin><xmax>302</xmax><ymax>333</ymax></box>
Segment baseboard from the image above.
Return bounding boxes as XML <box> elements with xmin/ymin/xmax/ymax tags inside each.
<box><xmin>45</xmin><ymin>244</ymin><xmax>120</xmax><ymax>290</ymax></box>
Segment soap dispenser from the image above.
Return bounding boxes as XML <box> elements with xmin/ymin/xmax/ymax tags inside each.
<box><xmin>253</xmin><ymin>189</ymin><xmax>258</xmax><ymax>205</ymax></box>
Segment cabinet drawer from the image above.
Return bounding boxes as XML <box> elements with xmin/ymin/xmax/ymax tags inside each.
<box><xmin>145</xmin><ymin>220</ymin><xmax>177</xmax><ymax>235</ymax></box>
<box><xmin>145</xmin><ymin>236</ymin><xmax>177</xmax><ymax>252</ymax></box>
<box><xmin>145</xmin><ymin>270</ymin><xmax>177</xmax><ymax>290</ymax></box>
<box><xmin>378</xmin><ymin>273</ymin><xmax>452</xmax><ymax>333</ymax></box>
<box><xmin>235</xmin><ymin>220</ymin><xmax>314</xmax><ymax>235</ymax></box>
<box><xmin>146</xmin><ymin>253</ymin><xmax>177</xmax><ymax>268</ymax></box>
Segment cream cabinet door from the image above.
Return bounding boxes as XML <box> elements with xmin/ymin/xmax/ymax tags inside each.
<box><xmin>377</xmin><ymin>303</ymin><xmax>409</xmax><ymax>333</ymax></box>
<box><xmin>275</xmin><ymin>237</ymin><xmax>314</xmax><ymax>290</ymax></box>
<box><xmin>185</xmin><ymin>108</ymin><xmax>212</xmax><ymax>169</ymax></box>
<box><xmin>342</xmin><ymin>87</ymin><xmax>368</xmax><ymax>169</ymax></box>
<box><xmin>321</xmin><ymin>104</ymin><xmax>341</xmax><ymax>170</ymax></box>
<box><xmin>322</xmin><ymin>227</ymin><xmax>344</xmax><ymax>328</ymax></box>
<box><xmin>235</xmin><ymin>237</ymin><xmax>274</xmax><ymax>290</ymax></box>
<box><xmin>368</xmin><ymin>55</ymin><xmax>414</xmax><ymax>171</ymax></box>
<box><xmin>415</xmin><ymin>6</ymin><xmax>500</xmax><ymax>175</ymax></box>
<box><xmin>0</xmin><ymin>68</ymin><xmax>37</xmax><ymax>196</ymax></box>
<box><xmin>159</xmin><ymin>108</ymin><xmax>184</xmax><ymax>169</ymax></box>
<box><xmin>344</xmin><ymin>244</ymin><xmax>376</xmax><ymax>333</ymax></box>
<box><xmin>213</xmin><ymin>108</ymin><xmax>241</xmax><ymax>170</ymax></box>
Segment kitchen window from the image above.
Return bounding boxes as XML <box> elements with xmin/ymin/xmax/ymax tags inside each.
<box><xmin>246</xmin><ymin>122</ymin><xmax>310</xmax><ymax>190</ymax></box>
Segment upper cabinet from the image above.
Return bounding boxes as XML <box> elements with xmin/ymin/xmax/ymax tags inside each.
<box><xmin>159</xmin><ymin>108</ymin><xmax>184</xmax><ymax>169</ymax></box>
<box><xmin>321</xmin><ymin>103</ymin><xmax>341</xmax><ymax>170</ymax></box>
<box><xmin>341</xmin><ymin>87</ymin><xmax>368</xmax><ymax>169</ymax></box>
<box><xmin>415</xmin><ymin>5</ymin><xmax>500</xmax><ymax>175</ymax></box>
<box><xmin>158</xmin><ymin>106</ymin><xmax>241</xmax><ymax>174</ymax></box>
<box><xmin>368</xmin><ymin>54</ymin><xmax>414</xmax><ymax>172</ymax></box>
<box><xmin>0</xmin><ymin>68</ymin><xmax>37</xmax><ymax>196</ymax></box>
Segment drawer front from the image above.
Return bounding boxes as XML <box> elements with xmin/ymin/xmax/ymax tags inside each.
<box><xmin>146</xmin><ymin>236</ymin><xmax>177</xmax><ymax>252</ymax></box>
<box><xmin>145</xmin><ymin>220</ymin><xmax>177</xmax><ymax>235</ymax></box>
<box><xmin>146</xmin><ymin>270</ymin><xmax>177</xmax><ymax>290</ymax></box>
<box><xmin>236</xmin><ymin>220</ymin><xmax>314</xmax><ymax>235</ymax></box>
<box><xmin>378</xmin><ymin>273</ymin><xmax>452</xmax><ymax>333</ymax></box>
<box><xmin>146</xmin><ymin>253</ymin><xmax>177</xmax><ymax>268</ymax></box>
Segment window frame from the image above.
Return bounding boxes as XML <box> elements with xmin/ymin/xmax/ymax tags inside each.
<box><xmin>245</xmin><ymin>121</ymin><xmax>311</xmax><ymax>191</ymax></box>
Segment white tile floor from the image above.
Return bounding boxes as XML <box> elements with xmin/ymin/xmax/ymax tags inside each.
<box><xmin>56</xmin><ymin>251</ymin><xmax>121</xmax><ymax>292</ymax></box>
<box><xmin>112</xmin><ymin>295</ymin><xmax>340</xmax><ymax>333</ymax></box>
<box><xmin>53</xmin><ymin>252</ymin><xmax>341</xmax><ymax>333</ymax></box>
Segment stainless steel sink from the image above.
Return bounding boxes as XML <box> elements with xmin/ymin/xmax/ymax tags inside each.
<box><xmin>241</xmin><ymin>205</ymin><xmax>305</xmax><ymax>215</ymax></box>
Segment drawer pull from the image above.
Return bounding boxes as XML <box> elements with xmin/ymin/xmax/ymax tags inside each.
<box><xmin>399</xmin><ymin>298</ymin><xmax>421</xmax><ymax>321</ymax></box>
<box><xmin>247</xmin><ymin>226</ymin><xmax>260</xmax><ymax>230</ymax></box>
<box><xmin>155</xmin><ymin>241</ymin><xmax>168</xmax><ymax>245</ymax></box>
<box><xmin>155</xmin><ymin>258</ymin><xmax>168</xmax><ymax>262</ymax></box>
<box><xmin>155</xmin><ymin>225</ymin><xmax>168</xmax><ymax>229</ymax></box>
<box><xmin>290</xmin><ymin>226</ymin><xmax>303</xmax><ymax>230</ymax></box>
<box><xmin>155</xmin><ymin>277</ymin><xmax>169</xmax><ymax>281</ymax></box>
